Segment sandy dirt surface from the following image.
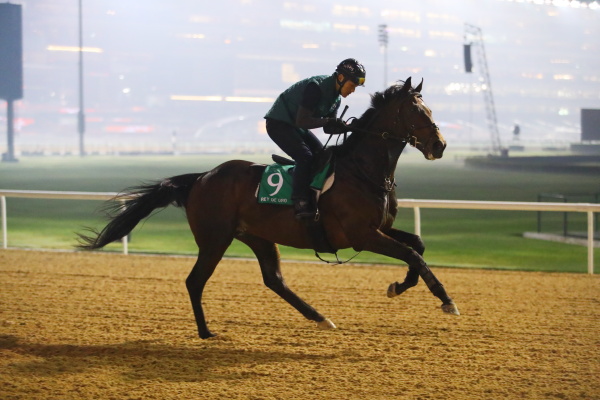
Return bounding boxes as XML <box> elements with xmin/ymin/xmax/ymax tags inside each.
<box><xmin>1</xmin><ymin>249</ymin><xmax>599</xmax><ymax>399</ymax></box>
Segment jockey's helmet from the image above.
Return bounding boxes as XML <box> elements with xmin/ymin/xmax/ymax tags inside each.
<box><xmin>336</xmin><ymin>58</ymin><xmax>366</xmax><ymax>86</ymax></box>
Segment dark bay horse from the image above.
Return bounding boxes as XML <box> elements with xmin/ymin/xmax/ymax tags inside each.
<box><xmin>78</xmin><ymin>77</ymin><xmax>459</xmax><ymax>339</ymax></box>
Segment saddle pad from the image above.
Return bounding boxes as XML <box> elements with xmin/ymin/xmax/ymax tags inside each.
<box><xmin>257</xmin><ymin>163</ymin><xmax>333</xmax><ymax>205</ymax></box>
<box><xmin>258</xmin><ymin>164</ymin><xmax>294</xmax><ymax>205</ymax></box>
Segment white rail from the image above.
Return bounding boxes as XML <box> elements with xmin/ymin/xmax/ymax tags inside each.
<box><xmin>1</xmin><ymin>190</ymin><xmax>598</xmax><ymax>273</ymax></box>
<box><xmin>397</xmin><ymin>199</ymin><xmax>599</xmax><ymax>275</ymax></box>
<box><xmin>0</xmin><ymin>189</ymin><xmax>119</xmax><ymax>201</ymax></box>
<box><xmin>0</xmin><ymin>190</ymin><xmax>128</xmax><ymax>255</ymax></box>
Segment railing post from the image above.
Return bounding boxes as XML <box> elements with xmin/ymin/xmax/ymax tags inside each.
<box><xmin>595</xmin><ymin>193</ymin><xmax>599</xmax><ymax>238</ymax></box>
<box><xmin>414</xmin><ymin>206</ymin><xmax>421</xmax><ymax>237</ymax></box>
<box><xmin>1</xmin><ymin>196</ymin><xmax>6</xmax><ymax>249</ymax></box>
<box><xmin>120</xmin><ymin>199</ymin><xmax>128</xmax><ymax>255</ymax></box>
<box><xmin>122</xmin><ymin>235</ymin><xmax>128</xmax><ymax>255</ymax></box>
<box><xmin>563</xmin><ymin>197</ymin><xmax>568</xmax><ymax>237</ymax></box>
<box><xmin>537</xmin><ymin>193</ymin><xmax>542</xmax><ymax>233</ymax></box>
<box><xmin>588</xmin><ymin>211</ymin><xmax>594</xmax><ymax>275</ymax></box>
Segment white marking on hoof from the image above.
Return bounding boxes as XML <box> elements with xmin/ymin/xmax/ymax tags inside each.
<box><xmin>441</xmin><ymin>303</ymin><xmax>460</xmax><ymax>316</ymax></box>
<box><xmin>387</xmin><ymin>282</ymin><xmax>398</xmax><ymax>298</ymax></box>
<box><xmin>316</xmin><ymin>318</ymin><xmax>336</xmax><ymax>330</ymax></box>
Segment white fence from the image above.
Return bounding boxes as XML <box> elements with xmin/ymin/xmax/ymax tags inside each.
<box><xmin>1</xmin><ymin>189</ymin><xmax>598</xmax><ymax>274</ymax></box>
<box><xmin>0</xmin><ymin>190</ymin><xmax>129</xmax><ymax>255</ymax></box>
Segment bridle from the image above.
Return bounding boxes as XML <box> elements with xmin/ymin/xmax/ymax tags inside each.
<box><xmin>343</xmin><ymin>92</ymin><xmax>440</xmax><ymax>193</ymax></box>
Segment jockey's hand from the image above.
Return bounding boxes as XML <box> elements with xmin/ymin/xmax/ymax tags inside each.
<box><xmin>347</xmin><ymin>118</ymin><xmax>359</xmax><ymax>131</ymax></box>
<box><xmin>323</xmin><ymin>118</ymin><xmax>349</xmax><ymax>135</ymax></box>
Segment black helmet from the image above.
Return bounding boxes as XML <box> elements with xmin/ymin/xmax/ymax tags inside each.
<box><xmin>336</xmin><ymin>58</ymin><xmax>366</xmax><ymax>86</ymax></box>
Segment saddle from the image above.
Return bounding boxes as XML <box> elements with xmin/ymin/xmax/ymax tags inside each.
<box><xmin>256</xmin><ymin>150</ymin><xmax>337</xmax><ymax>254</ymax></box>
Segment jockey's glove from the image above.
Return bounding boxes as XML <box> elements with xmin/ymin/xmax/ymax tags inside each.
<box><xmin>323</xmin><ymin>118</ymin><xmax>349</xmax><ymax>135</ymax></box>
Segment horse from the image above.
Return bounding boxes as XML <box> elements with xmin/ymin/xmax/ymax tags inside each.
<box><xmin>78</xmin><ymin>77</ymin><xmax>459</xmax><ymax>339</ymax></box>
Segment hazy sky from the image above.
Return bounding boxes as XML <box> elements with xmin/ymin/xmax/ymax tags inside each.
<box><xmin>3</xmin><ymin>0</ymin><xmax>599</xmax><ymax>152</ymax></box>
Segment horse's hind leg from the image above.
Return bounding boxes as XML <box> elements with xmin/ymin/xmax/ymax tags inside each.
<box><xmin>186</xmin><ymin>239</ymin><xmax>232</xmax><ymax>339</ymax></box>
<box><xmin>237</xmin><ymin>233</ymin><xmax>335</xmax><ymax>330</ymax></box>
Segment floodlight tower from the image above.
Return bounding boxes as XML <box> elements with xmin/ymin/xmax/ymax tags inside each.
<box><xmin>378</xmin><ymin>24</ymin><xmax>388</xmax><ymax>89</ymax></box>
<box><xmin>0</xmin><ymin>3</ymin><xmax>23</xmax><ymax>162</ymax></box>
<box><xmin>464</xmin><ymin>23</ymin><xmax>505</xmax><ymax>156</ymax></box>
<box><xmin>78</xmin><ymin>0</ymin><xmax>86</xmax><ymax>156</ymax></box>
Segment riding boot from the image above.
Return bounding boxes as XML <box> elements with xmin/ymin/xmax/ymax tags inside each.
<box><xmin>292</xmin><ymin>161</ymin><xmax>315</xmax><ymax>220</ymax></box>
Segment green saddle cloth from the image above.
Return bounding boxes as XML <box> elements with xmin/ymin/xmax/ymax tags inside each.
<box><xmin>258</xmin><ymin>162</ymin><xmax>332</xmax><ymax>205</ymax></box>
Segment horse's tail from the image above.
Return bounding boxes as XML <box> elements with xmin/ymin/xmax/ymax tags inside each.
<box><xmin>77</xmin><ymin>173</ymin><xmax>204</xmax><ymax>250</ymax></box>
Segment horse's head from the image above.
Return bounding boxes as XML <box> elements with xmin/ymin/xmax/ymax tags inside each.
<box><xmin>355</xmin><ymin>77</ymin><xmax>446</xmax><ymax>160</ymax></box>
<box><xmin>378</xmin><ymin>77</ymin><xmax>446</xmax><ymax>160</ymax></box>
<box><xmin>342</xmin><ymin>78</ymin><xmax>447</xmax><ymax>163</ymax></box>
<box><xmin>398</xmin><ymin>77</ymin><xmax>446</xmax><ymax>160</ymax></box>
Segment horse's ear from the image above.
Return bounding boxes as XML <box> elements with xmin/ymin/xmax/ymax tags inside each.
<box><xmin>414</xmin><ymin>78</ymin><xmax>423</xmax><ymax>93</ymax></box>
<box><xmin>404</xmin><ymin>77</ymin><xmax>412</xmax><ymax>91</ymax></box>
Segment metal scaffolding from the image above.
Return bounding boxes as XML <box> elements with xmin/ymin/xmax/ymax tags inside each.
<box><xmin>464</xmin><ymin>23</ymin><xmax>504</xmax><ymax>156</ymax></box>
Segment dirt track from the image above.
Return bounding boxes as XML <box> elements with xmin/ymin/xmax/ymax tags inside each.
<box><xmin>1</xmin><ymin>249</ymin><xmax>599</xmax><ymax>399</ymax></box>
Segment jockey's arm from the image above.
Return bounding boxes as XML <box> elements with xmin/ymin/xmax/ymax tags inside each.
<box><xmin>295</xmin><ymin>82</ymin><xmax>336</xmax><ymax>129</ymax></box>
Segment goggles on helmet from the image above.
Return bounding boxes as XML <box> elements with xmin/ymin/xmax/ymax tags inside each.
<box><xmin>354</xmin><ymin>76</ymin><xmax>366</xmax><ymax>86</ymax></box>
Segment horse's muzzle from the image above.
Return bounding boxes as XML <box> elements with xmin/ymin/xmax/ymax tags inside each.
<box><xmin>431</xmin><ymin>139</ymin><xmax>446</xmax><ymax>159</ymax></box>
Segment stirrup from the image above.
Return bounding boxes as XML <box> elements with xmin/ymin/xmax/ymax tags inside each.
<box><xmin>295</xmin><ymin>210</ymin><xmax>316</xmax><ymax>220</ymax></box>
<box><xmin>294</xmin><ymin>200</ymin><xmax>316</xmax><ymax>220</ymax></box>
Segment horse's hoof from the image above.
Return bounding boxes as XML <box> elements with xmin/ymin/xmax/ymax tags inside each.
<box><xmin>199</xmin><ymin>331</ymin><xmax>217</xmax><ymax>339</ymax></box>
<box><xmin>441</xmin><ymin>303</ymin><xmax>460</xmax><ymax>316</ymax></box>
<box><xmin>316</xmin><ymin>318</ymin><xmax>337</xmax><ymax>330</ymax></box>
<box><xmin>387</xmin><ymin>282</ymin><xmax>398</xmax><ymax>298</ymax></box>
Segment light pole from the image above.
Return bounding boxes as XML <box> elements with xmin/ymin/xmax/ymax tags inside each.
<box><xmin>78</xmin><ymin>0</ymin><xmax>86</xmax><ymax>156</ymax></box>
<box><xmin>378</xmin><ymin>24</ymin><xmax>388</xmax><ymax>89</ymax></box>
<box><xmin>0</xmin><ymin>3</ymin><xmax>23</xmax><ymax>163</ymax></box>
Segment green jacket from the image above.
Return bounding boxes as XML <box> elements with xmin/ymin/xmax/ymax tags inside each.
<box><xmin>264</xmin><ymin>74</ymin><xmax>341</xmax><ymax>130</ymax></box>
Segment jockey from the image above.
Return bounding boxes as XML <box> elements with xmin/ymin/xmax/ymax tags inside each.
<box><xmin>264</xmin><ymin>58</ymin><xmax>366</xmax><ymax>219</ymax></box>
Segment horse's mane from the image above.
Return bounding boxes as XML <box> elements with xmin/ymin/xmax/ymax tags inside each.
<box><xmin>330</xmin><ymin>80</ymin><xmax>414</xmax><ymax>155</ymax></box>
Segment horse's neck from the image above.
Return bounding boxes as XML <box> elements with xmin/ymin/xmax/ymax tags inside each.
<box><xmin>350</xmin><ymin>134</ymin><xmax>406</xmax><ymax>180</ymax></box>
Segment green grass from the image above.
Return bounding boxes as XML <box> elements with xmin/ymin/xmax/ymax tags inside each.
<box><xmin>1</xmin><ymin>153</ymin><xmax>597</xmax><ymax>273</ymax></box>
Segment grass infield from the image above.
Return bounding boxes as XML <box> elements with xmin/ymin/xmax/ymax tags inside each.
<box><xmin>1</xmin><ymin>152</ymin><xmax>597</xmax><ymax>273</ymax></box>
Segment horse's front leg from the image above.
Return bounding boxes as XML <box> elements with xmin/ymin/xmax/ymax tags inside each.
<box><xmin>363</xmin><ymin>230</ymin><xmax>459</xmax><ymax>315</ymax></box>
<box><xmin>384</xmin><ymin>227</ymin><xmax>425</xmax><ymax>255</ymax></box>
<box><xmin>383</xmin><ymin>228</ymin><xmax>423</xmax><ymax>298</ymax></box>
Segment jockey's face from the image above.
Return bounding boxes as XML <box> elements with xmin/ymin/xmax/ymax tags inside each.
<box><xmin>337</xmin><ymin>74</ymin><xmax>358</xmax><ymax>98</ymax></box>
<box><xmin>339</xmin><ymin>79</ymin><xmax>358</xmax><ymax>98</ymax></box>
